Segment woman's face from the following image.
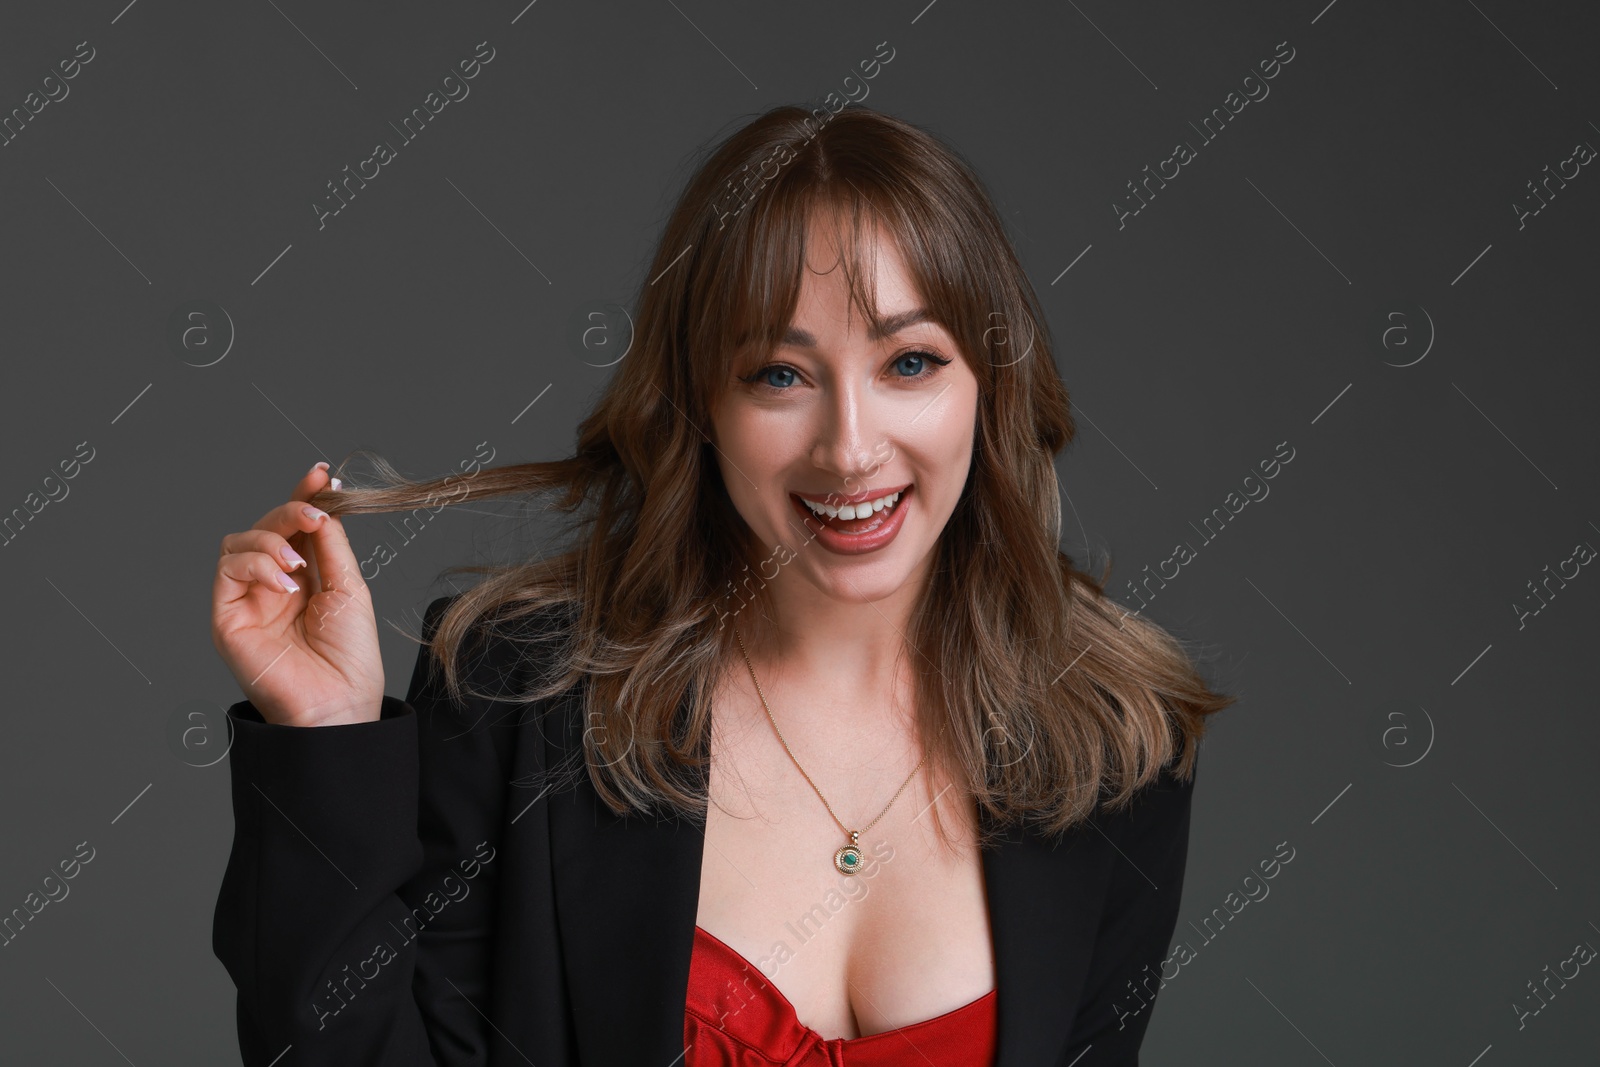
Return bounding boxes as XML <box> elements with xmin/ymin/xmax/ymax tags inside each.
<box><xmin>708</xmin><ymin>208</ymin><xmax>980</xmax><ymax>608</ymax></box>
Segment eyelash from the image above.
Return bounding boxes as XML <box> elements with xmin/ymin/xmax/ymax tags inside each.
<box><xmin>738</xmin><ymin>349</ymin><xmax>954</xmax><ymax>394</ymax></box>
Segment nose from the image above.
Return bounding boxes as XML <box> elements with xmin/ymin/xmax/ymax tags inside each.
<box><xmin>809</xmin><ymin>378</ymin><xmax>884</xmax><ymax>491</ymax></box>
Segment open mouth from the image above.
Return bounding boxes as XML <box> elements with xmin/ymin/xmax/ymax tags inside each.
<box><xmin>790</xmin><ymin>484</ymin><xmax>912</xmax><ymax>536</ymax></box>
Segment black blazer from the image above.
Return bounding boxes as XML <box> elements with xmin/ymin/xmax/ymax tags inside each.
<box><xmin>213</xmin><ymin>594</ymin><xmax>1198</xmax><ymax>1066</ymax></box>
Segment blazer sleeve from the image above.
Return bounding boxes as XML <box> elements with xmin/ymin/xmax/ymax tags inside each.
<box><xmin>1061</xmin><ymin>747</ymin><xmax>1199</xmax><ymax>1066</ymax></box>
<box><xmin>212</xmin><ymin>594</ymin><xmax>520</xmax><ymax>1066</ymax></box>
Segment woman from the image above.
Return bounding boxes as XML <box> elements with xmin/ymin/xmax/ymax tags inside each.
<box><xmin>211</xmin><ymin>103</ymin><xmax>1232</xmax><ymax>1066</ymax></box>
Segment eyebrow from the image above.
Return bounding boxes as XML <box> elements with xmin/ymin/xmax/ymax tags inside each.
<box><xmin>780</xmin><ymin>307</ymin><xmax>937</xmax><ymax>348</ymax></box>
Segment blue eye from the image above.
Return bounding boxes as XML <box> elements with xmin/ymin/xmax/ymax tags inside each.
<box><xmin>757</xmin><ymin>365</ymin><xmax>797</xmax><ymax>389</ymax></box>
<box><xmin>738</xmin><ymin>349</ymin><xmax>953</xmax><ymax>393</ymax></box>
<box><xmin>894</xmin><ymin>351</ymin><xmax>949</xmax><ymax>376</ymax></box>
<box><xmin>736</xmin><ymin>363</ymin><xmax>801</xmax><ymax>391</ymax></box>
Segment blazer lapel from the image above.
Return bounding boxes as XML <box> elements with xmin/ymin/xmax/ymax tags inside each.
<box><xmin>979</xmin><ymin>806</ymin><xmax>1116</xmax><ymax>1067</ymax></box>
<box><xmin>546</xmin><ymin>687</ymin><xmax>1114</xmax><ymax>1067</ymax></box>
<box><xmin>545</xmin><ymin>685</ymin><xmax>708</xmax><ymax>1067</ymax></box>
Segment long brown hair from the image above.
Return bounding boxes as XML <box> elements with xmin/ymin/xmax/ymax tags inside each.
<box><xmin>314</xmin><ymin>103</ymin><xmax>1233</xmax><ymax>847</ymax></box>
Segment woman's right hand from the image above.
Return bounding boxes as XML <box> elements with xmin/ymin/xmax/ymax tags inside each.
<box><xmin>211</xmin><ymin>462</ymin><xmax>385</xmax><ymax>727</ymax></box>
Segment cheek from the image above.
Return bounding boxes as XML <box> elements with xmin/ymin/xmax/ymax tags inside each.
<box><xmin>712</xmin><ymin>420</ymin><xmax>788</xmax><ymax>518</ymax></box>
<box><xmin>723</xmin><ymin>420</ymin><xmax>784</xmax><ymax>477</ymax></box>
<box><xmin>920</xmin><ymin>395</ymin><xmax>978</xmax><ymax>478</ymax></box>
<box><xmin>727</xmin><ymin>412</ymin><xmax>813</xmax><ymax>478</ymax></box>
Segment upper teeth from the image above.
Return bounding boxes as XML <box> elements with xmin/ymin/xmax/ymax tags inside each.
<box><xmin>800</xmin><ymin>490</ymin><xmax>903</xmax><ymax>520</ymax></box>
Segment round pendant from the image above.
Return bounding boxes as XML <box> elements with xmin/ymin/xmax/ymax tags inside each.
<box><xmin>834</xmin><ymin>844</ymin><xmax>863</xmax><ymax>875</ymax></box>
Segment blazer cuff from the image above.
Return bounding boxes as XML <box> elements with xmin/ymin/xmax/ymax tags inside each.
<box><xmin>223</xmin><ymin>695</ymin><xmax>419</xmax><ymax>842</ymax></box>
<box><xmin>226</xmin><ymin>694</ymin><xmax>413</xmax><ymax>728</ymax></box>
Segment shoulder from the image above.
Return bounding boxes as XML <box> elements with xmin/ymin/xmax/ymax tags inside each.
<box><xmin>417</xmin><ymin>593</ymin><xmax>578</xmax><ymax>666</ymax></box>
<box><xmin>418</xmin><ymin>592</ymin><xmax>578</xmax><ymax>645</ymax></box>
<box><xmin>1093</xmin><ymin>745</ymin><xmax>1200</xmax><ymax>866</ymax></box>
<box><xmin>409</xmin><ymin>593</ymin><xmax>582</xmax><ymax>718</ymax></box>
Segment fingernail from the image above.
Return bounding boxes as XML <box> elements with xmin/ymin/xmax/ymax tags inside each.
<box><xmin>303</xmin><ymin>506</ymin><xmax>328</xmax><ymax>522</ymax></box>
<box><xmin>276</xmin><ymin>572</ymin><xmax>300</xmax><ymax>593</ymax></box>
<box><xmin>281</xmin><ymin>545</ymin><xmax>306</xmax><ymax>569</ymax></box>
<box><xmin>329</xmin><ymin>477</ymin><xmax>342</xmax><ymax>491</ymax></box>
<box><xmin>314</xmin><ymin>461</ymin><xmax>330</xmax><ymax>472</ymax></box>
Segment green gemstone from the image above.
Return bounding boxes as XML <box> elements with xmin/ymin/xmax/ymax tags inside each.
<box><xmin>843</xmin><ymin>852</ymin><xmax>858</xmax><ymax>866</ymax></box>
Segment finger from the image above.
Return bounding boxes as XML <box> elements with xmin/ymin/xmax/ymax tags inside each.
<box><xmin>251</xmin><ymin>498</ymin><xmax>335</xmax><ymax>581</ymax></box>
<box><xmin>286</xmin><ymin>462</ymin><xmax>338</xmax><ymax>568</ymax></box>
<box><xmin>215</xmin><ymin>549</ymin><xmax>303</xmax><ymax>607</ymax></box>
<box><xmin>292</xmin><ymin>461</ymin><xmax>339</xmax><ymax>504</ymax></box>
<box><xmin>300</xmin><ymin>507</ymin><xmax>366</xmax><ymax>601</ymax></box>
<box><xmin>248</xmin><ymin>496</ymin><xmax>343</xmax><ymax>537</ymax></box>
<box><xmin>219</xmin><ymin>529</ymin><xmax>310</xmax><ymax>573</ymax></box>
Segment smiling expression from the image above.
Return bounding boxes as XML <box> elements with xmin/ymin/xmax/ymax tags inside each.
<box><xmin>707</xmin><ymin>205</ymin><xmax>980</xmax><ymax>604</ymax></box>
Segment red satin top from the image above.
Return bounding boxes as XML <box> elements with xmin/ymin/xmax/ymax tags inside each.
<box><xmin>684</xmin><ymin>924</ymin><xmax>998</xmax><ymax>1066</ymax></box>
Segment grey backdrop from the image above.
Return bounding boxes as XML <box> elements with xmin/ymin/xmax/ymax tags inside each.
<box><xmin>2</xmin><ymin>0</ymin><xmax>1596</xmax><ymax>1063</ymax></box>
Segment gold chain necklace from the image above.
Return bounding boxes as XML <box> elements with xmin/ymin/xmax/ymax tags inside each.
<box><xmin>734</xmin><ymin>625</ymin><xmax>927</xmax><ymax>876</ymax></box>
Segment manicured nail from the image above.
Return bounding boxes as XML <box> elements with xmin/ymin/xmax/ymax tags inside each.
<box><xmin>303</xmin><ymin>506</ymin><xmax>328</xmax><ymax>522</ymax></box>
<box><xmin>329</xmin><ymin>477</ymin><xmax>342</xmax><ymax>491</ymax></box>
<box><xmin>276</xmin><ymin>572</ymin><xmax>300</xmax><ymax>593</ymax></box>
<box><xmin>314</xmin><ymin>461</ymin><xmax>330</xmax><ymax>472</ymax></box>
<box><xmin>280</xmin><ymin>545</ymin><xmax>306</xmax><ymax>569</ymax></box>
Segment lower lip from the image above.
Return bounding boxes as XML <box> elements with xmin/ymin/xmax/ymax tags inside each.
<box><xmin>789</xmin><ymin>487</ymin><xmax>913</xmax><ymax>556</ymax></box>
